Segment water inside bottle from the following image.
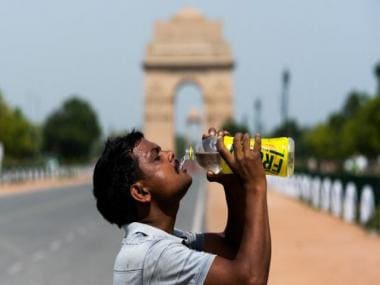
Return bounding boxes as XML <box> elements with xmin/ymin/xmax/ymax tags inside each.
<box><xmin>194</xmin><ymin>152</ymin><xmax>222</xmax><ymax>174</ymax></box>
<box><xmin>179</xmin><ymin>145</ymin><xmax>222</xmax><ymax>174</ymax></box>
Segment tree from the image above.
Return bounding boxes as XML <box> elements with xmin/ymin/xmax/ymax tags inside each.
<box><xmin>175</xmin><ymin>135</ymin><xmax>187</xmax><ymax>158</ymax></box>
<box><xmin>42</xmin><ymin>96</ymin><xmax>101</xmax><ymax>162</ymax></box>
<box><xmin>374</xmin><ymin>61</ymin><xmax>380</xmax><ymax>95</ymax></box>
<box><xmin>299</xmin><ymin>63</ymin><xmax>380</xmax><ymax>173</ymax></box>
<box><xmin>271</xmin><ymin>119</ymin><xmax>301</xmax><ymax>138</ymax></box>
<box><xmin>0</xmin><ymin>92</ymin><xmax>40</xmax><ymax>160</ymax></box>
<box><xmin>222</xmin><ymin>118</ymin><xmax>249</xmax><ymax>135</ymax></box>
<box><xmin>302</xmin><ymin>91</ymin><xmax>371</xmax><ymax>160</ymax></box>
<box><xmin>348</xmin><ymin>96</ymin><xmax>380</xmax><ymax>157</ymax></box>
<box><xmin>341</xmin><ymin>91</ymin><xmax>369</xmax><ymax>118</ymax></box>
<box><xmin>304</xmin><ymin>123</ymin><xmax>337</xmax><ymax>159</ymax></box>
<box><xmin>271</xmin><ymin>119</ymin><xmax>308</xmax><ymax>158</ymax></box>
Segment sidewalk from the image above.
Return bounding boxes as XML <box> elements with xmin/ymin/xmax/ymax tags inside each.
<box><xmin>206</xmin><ymin>183</ymin><xmax>380</xmax><ymax>285</ymax></box>
<box><xmin>0</xmin><ymin>175</ymin><xmax>91</xmax><ymax>197</ymax></box>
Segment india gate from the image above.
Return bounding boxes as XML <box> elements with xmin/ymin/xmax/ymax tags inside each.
<box><xmin>143</xmin><ymin>7</ymin><xmax>235</xmax><ymax>150</ymax></box>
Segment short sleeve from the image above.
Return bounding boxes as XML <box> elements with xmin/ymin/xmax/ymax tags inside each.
<box><xmin>143</xmin><ymin>239</ymin><xmax>215</xmax><ymax>285</ymax></box>
<box><xmin>173</xmin><ymin>229</ymin><xmax>205</xmax><ymax>251</ymax></box>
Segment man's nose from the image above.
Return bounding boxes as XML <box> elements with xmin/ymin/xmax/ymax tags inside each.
<box><xmin>166</xmin><ymin>151</ymin><xmax>175</xmax><ymax>162</ymax></box>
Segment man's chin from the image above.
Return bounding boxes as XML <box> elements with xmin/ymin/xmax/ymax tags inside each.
<box><xmin>183</xmin><ymin>172</ymin><xmax>192</xmax><ymax>186</ymax></box>
<box><xmin>178</xmin><ymin>175</ymin><xmax>192</xmax><ymax>197</ymax></box>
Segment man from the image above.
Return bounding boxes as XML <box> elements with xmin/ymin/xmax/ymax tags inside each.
<box><xmin>93</xmin><ymin>128</ymin><xmax>271</xmax><ymax>285</ymax></box>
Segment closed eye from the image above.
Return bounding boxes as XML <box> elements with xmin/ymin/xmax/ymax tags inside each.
<box><xmin>151</xmin><ymin>147</ymin><xmax>161</xmax><ymax>162</ymax></box>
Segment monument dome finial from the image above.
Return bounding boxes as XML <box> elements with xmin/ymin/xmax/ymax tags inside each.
<box><xmin>174</xmin><ymin>6</ymin><xmax>204</xmax><ymax>20</ymax></box>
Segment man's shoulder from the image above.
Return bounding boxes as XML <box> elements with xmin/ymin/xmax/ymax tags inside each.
<box><xmin>114</xmin><ymin>223</ymin><xmax>187</xmax><ymax>272</ymax></box>
<box><xmin>114</xmin><ymin>223</ymin><xmax>215</xmax><ymax>284</ymax></box>
<box><xmin>122</xmin><ymin>222</ymin><xmax>185</xmax><ymax>244</ymax></box>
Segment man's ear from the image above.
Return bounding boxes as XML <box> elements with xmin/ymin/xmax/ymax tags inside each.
<box><xmin>130</xmin><ymin>182</ymin><xmax>151</xmax><ymax>203</ymax></box>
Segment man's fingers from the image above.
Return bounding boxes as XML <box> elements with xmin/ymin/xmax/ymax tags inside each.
<box><xmin>243</xmin><ymin>133</ymin><xmax>250</xmax><ymax>156</ymax></box>
<box><xmin>206</xmin><ymin>171</ymin><xmax>217</xmax><ymax>182</ymax></box>
<box><xmin>233</xmin><ymin>133</ymin><xmax>243</xmax><ymax>161</ymax></box>
<box><xmin>254</xmin><ymin>133</ymin><xmax>261</xmax><ymax>152</ymax></box>
<box><xmin>202</xmin><ymin>127</ymin><xmax>217</xmax><ymax>140</ymax></box>
<box><xmin>218</xmin><ymin>129</ymin><xmax>230</xmax><ymax>137</ymax></box>
<box><xmin>208</xmin><ymin>127</ymin><xmax>217</xmax><ymax>136</ymax></box>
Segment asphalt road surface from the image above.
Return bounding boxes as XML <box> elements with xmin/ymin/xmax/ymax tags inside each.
<box><xmin>0</xmin><ymin>175</ymin><xmax>206</xmax><ymax>285</ymax></box>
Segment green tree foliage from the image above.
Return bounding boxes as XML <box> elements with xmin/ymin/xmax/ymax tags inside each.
<box><xmin>271</xmin><ymin>119</ymin><xmax>308</xmax><ymax>157</ymax></box>
<box><xmin>341</xmin><ymin>91</ymin><xmax>369</xmax><ymax>118</ymax></box>
<box><xmin>271</xmin><ymin>119</ymin><xmax>302</xmax><ymax>138</ymax></box>
<box><xmin>42</xmin><ymin>96</ymin><xmax>101</xmax><ymax>162</ymax></box>
<box><xmin>271</xmin><ymin>63</ymin><xmax>379</xmax><ymax>171</ymax></box>
<box><xmin>304</xmin><ymin>123</ymin><xmax>337</xmax><ymax>159</ymax></box>
<box><xmin>374</xmin><ymin>61</ymin><xmax>380</xmax><ymax>95</ymax></box>
<box><xmin>175</xmin><ymin>135</ymin><xmax>187</xmax><ymax>158</ymax></box>
<box><xmin>304</xmin><ymin>91</ymin><xmax>376</xmax><ymax>160</ymax></box>
<box><xmin>347</xmin><ymin>96</ymin><xmax>380</xmax><ymax>157</ymax></box>
<box><xmin>222</xmin><ymin>118</ymin><xmax>249</xmax><ymax>135</ymax></box>
<box><xmin>0</xmin><ymin>92</ymin><xmax>40</xmax><ymax>159</ymax></box>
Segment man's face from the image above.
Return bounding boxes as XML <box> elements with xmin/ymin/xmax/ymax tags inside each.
<box><xmin>133</xmin><ymin>138</ymin><xmax>192</xmax><ymax>202</ymax></box>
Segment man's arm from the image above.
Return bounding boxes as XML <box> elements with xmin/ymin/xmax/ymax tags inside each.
<box><xmin>201</xmin><ymin>128</ymin><xmax>248</xmax><ymax>259</ymax></box>
<box><xmin>198</xmin><ymin>128</ymin><xmax>247</xmax><ymax>259</ymax></box>
<box><xmin>204</xmin><ymin>133</ymin><xmax>271</xmax><ymax>285</ymax></box>
<box><xmin>202</xmin><ymin>176</ymin><xmax>245</xmax><ymax>259</ymax></box>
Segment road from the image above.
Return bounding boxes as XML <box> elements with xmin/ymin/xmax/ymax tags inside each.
<box><xmin>0</xmin><ymin>175</ymin><xmax>206</xmax><ymax>285</ymax></box>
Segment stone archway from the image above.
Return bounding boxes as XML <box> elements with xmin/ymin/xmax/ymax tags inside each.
<box><xmin>143</xmin><ymin>7</ymin><xmax>235</xmax><ymax>150</ymax></box>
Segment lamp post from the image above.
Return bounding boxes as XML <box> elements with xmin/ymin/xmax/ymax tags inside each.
<box><xmin>253</xmin><ymin>98</ymin><xmax>262</xmax><ymax>134</ymax></box>
<box><xmin>281</xmin><ymin>69</ymin><xmax>291</xmax><ymax>135</ymax></box>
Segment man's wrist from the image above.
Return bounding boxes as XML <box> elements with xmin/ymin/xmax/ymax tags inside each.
<box><xmin>243</xmin><ymin>179</ymin><xmax>267</xmax><ymax>194</ymax></box>
<box><xmin>221</xmin><ymin>176</ymin><xmax>241</xmax><ymax>189</ymax></box>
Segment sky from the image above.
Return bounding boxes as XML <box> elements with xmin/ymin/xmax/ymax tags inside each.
<box><xmin>0</xmin><ymin>0</ymin><xmax>379</xmax><ymax>136</ymax></box>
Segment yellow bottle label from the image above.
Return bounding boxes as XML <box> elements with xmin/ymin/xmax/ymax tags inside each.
<box><xmin>221</xmin><ymin>136</ymin><xmax>294</xmax><ymax>177</ymax></box>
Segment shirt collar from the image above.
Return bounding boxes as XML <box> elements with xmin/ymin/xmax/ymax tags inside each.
<box><xmin>123</xmin><ymin>222</ymin><xmax>183</xmax><ymax>243</ymax></box>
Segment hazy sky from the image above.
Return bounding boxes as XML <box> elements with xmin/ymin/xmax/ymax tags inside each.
<box><xmin>0</xmin><ymin>0</ymin><xmax>379</xmax><ymax>136</ymax></box>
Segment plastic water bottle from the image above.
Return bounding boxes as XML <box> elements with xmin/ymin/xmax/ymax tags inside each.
<box><xmin>180</xmin><ymin>136</ymin><xmax>295</xmax><ymax>177</ymax></box>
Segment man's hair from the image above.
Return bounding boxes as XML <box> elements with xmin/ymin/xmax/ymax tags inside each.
<box><xmin>93</xmin><ymin>130</ymin><xmax>144</xmax><ymax>227</ymax></box>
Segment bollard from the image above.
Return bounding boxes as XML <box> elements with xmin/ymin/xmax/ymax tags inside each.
<box><xmin>343</xmin><ymin>182</ymin><xmax>357</xmax><ymax>223</ymax></box>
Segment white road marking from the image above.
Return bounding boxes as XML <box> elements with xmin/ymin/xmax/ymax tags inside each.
<box><xmin>191</xmin><ymin>182</ymin><xmax>205</xmax><ymax>233</ymax></box>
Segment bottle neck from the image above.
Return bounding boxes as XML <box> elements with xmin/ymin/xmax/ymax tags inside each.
<box><xmin>179</xmin><ymin>145</ymin><xmax>195</xmax><ymax>170</ymax></box>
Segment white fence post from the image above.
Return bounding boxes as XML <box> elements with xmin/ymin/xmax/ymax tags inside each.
<box><xmin>311</xmin><ymin>177</ymin><xmax>321</xmax><ymax>208</ymax></box>
<box><xmin>331</xmin><ymin>180</ymin><xmax>343</xmax><ymax>217</ymax></box>
<box><xmin>321</xmin><ymin>178</ymin><xmax>332</xmax><ymax>212</ymax></box>
<box><xmin>360</xmin><ymin>185</ymin><xmax>375</xmax><ymax>225</ymax></box>
<box><xmin>343</xmin><ymin>182</ymin><xmax>357</xmax><ymax>223</ymax></box>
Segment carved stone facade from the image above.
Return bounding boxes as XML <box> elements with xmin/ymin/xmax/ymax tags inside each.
<box><xmin>143</xmin><ymin>7</ymin><xmax>235</xmax><ymax>150</ymax></box>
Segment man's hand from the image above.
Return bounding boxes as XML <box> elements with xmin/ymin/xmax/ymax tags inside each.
<box><xmin>204</xmin><ymin>132</ymin><xmax>271</xmax><ymax>285</ymax></box>
<box><xmin>217</xmin><ymin>132</ymin><xmax>266</xmax><ymax>191</ymax></box>
<box><xmin>202</xmin><ymin>128</ymin><xmax>240</xmax><ymax>187</ymax></box>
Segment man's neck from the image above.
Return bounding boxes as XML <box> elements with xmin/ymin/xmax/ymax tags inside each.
<box><xmin>138</xmin><ymin>201</ymin><xmax>179</xmax><ymax>234</ymax></box>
